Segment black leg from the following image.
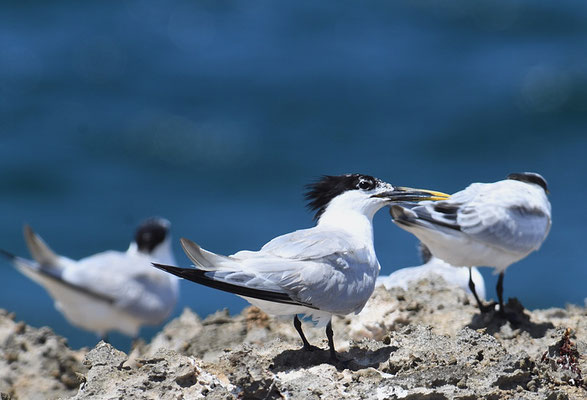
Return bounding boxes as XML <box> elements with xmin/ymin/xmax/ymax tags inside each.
<box><xmin>496</xmin><ymin>272</ymin><xmax>505</xmax><ymax>314</ymax></box>
<box><xmin>325</xmin><ymin>320</ymin><xmax>338</xmax><ymax>362</ymax></box>
<box><xmin>293</xmin><ymin>315</ymin><xmax>320</xmax><ymax>351</ymax></box>
<box><xmin>468</xmin><ymin>267</ymin><xmax>497</xmax><ymax>313</ymax></box>
<box><xmin>325</xmin><ymin>321</ymin><xmax>351</xmax><ymax>368</ymax></box>
<box><xmin>468</xmin><ymin>267</ymin><xmax>484</xmax><ymax>310</ymax></box>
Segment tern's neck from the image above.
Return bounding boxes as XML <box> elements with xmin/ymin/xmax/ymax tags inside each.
<box><xmin>317</xmin><ymin>207</ymin><xmax>375</xmax><ymax>244</ymax></box>
<box><xmin>127</xmin><ymin>239</ymin><xmax>176</xmax><ymax>265</ymax></box>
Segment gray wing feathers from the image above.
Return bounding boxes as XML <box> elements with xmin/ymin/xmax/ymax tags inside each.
<box><xmin>260</xmin><ymin>228</ymin><xmax>357</xmax><ymax>260</ymax></box>
<box><xmin>180</xmin><ymin>237</ymin><xmax>298</xmax><ymax>293</ymax></box>
<box><xmin>114</xmin><ymin>273</ymin><xmax>176</xmax><ymax>323</ymax></box>
<box><xmin>416</xmin><ymin>202</ymin><xmax>461</xmax><ymax>230</ymax></box>
<box><xmin>459</xmin><ymin>206</ymin><xmax>551</xmax><ymax>253</ymax></box>
<box><xmin>24</xmin><ymin>225</ymin><xmax>60</xmax><ymax>267</ymax></box>
<box><xmin>238</xmin><ymin>253</ymin><xmax>374</xmax><ymax>314</ymax></box>
<box><xmin>391</xmin><ymin>201</ymin><xmax>461</xmax><ymax>231</ymax></box>
<box><xmin>204</xmin><ymin>269</ymin><xmax>290</xmax><ymax>294</ymax></box>
<box><xmin>179</xmin><ymin>238</ymin><xmax>294</xmax><ymax>295</ymax></box>
<box><xmin>395</xmin><ymin>198</ymin><xmax>550</xmax><ymax>255</ymax></box>
<box><xmin>8</xmin><ymin>254</ymin><xmax>116</xmax><ymax>304</ymax></box>
<box><xmin>179</xmin><ymin>235</ymin><xmax>374</xmax><ymax>314</ymax></box>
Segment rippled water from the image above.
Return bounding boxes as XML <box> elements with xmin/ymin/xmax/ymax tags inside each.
<box><xmin>1</xmin><ymin>0</ymin><xmax>586</xmax><ymax>350</ymax></box>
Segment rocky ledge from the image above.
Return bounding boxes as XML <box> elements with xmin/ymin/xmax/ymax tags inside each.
<box><xmin>1</xmin><ymin>278</ymin><xmax>586</xmax><ymax>399</ymax></box>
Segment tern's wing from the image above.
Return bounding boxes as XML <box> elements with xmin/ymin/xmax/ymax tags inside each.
<box><xmin>64</xmin><ymin>251</ymin><xmax>177</xmax><ymax>323</ymax></box>
<box><xmin>154</xmin><ymin>256</ymin><xmax>371</xmax><ymax>314</ymax></box>
<box><xmin>453</xmin><ymin>182</ymin><xmax>550</xmax><ymax>253</ymax></box>
<box><xmin>394</xmin><ymin>182</ymin><xmax>551</xmax><ymax>254</ymax></box>
<box><xmin>457</xmin><ymin>203</ymin><xmax>551</xmax><ymax>254</ymax></box>
<box><xmin>180</xmin><ymin>228</ymin><xmax>368</xmax><ymax>269</ymax></box>
<box><xmin>0</xmin><ymin>249</ymin><xmax>115</xmax><ymax>304</ymax></box>
<box><xmin>165</xmin><ymin>236</ymin><xmax>375</xmax><ymax>314</ymax></box>
<box><xmin>153</xmin><ymin>261</ymin><xmax>313</xmax><ymax>308</ymax></box>
<box><xmin>257</xmin><ymin>227</ymin><xmax>362</xmax><ymax>260</ymax></box>
<box><xmin>176</xmin><ymin>238</ymin><xmax>310</xmax><ymax>305</ymax></box>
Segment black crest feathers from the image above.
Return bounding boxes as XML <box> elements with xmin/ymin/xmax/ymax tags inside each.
<box><xmin>304</xmin><ymin>174</ymin><xmax>377</xmax><ymax>220</ymax></box>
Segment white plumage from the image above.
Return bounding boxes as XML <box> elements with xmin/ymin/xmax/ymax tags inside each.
<box><xmin>2</xmin><ymin>218</ymin><xmax>179</xmax><ymax>339</ymax></box>
<box><xmin>182</xmin><ymin>222</ymin><xmax>378</xmax><ymax>327</ymax></box>
<box><xmin>391</xmin><ymin>172</ymin><xmax>551</xmax><ymax>312</ymax></box>
<box><xmin>155</xmin><ymin>174</ymin><xmax>449</xmax><ymax>361</ymax></box>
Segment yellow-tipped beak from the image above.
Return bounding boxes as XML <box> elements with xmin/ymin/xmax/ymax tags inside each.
<box><xmin>372</xmin><ymin>186</ymin><xmax>450</xmax><ymax>202</ymax></box>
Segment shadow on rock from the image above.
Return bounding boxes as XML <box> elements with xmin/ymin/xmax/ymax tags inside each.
<box><xmin>270</xmin><ymin>344</ymin><xmax>397</xmax><ymax>372</ymax></box>
<box><xmin>468</xmin><ymin>298</ymin><xmax>554</xmax><ymax>338</ymax></box>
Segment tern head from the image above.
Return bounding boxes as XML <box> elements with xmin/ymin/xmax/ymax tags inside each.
<box><xmin>305</xmin><ymin>174</ymin><xmax>449</xmax><ymax>221</ymax></box>
<box><xmin>132</xmin><ymin>217</ymin><xmax>175</xmax><ymax>265</ymax></box>
<box><xmin>507</xmin><ymin>172</ymin><xmax>549</xmax><ymax>194</ymax></box>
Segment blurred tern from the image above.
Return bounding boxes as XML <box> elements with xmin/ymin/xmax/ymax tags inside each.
<box><xmin>1</xmin><ymin>218</ymin><xmax>179</xmax><ymax>340</ymax></box>
<box><xmin>377</xmin><ymin>243</ymin><xmax>486</xmax><ymax>299</ymax></box>
<box><xmin>153</xmin><ymin>174</ymin><xmax>448</xmax><ymax>363</ymax></box>
<box><xmin>391</xmin><ymin>172</ymin><xmax>551</xmax><ymax>313</ymax></box>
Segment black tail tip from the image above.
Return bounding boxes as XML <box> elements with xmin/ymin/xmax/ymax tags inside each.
<box><xmin>152</xmin><ymin>262</ymin><xmax>185</xmax><ymax>277</ymax></box>
<box><xmin>0</xmin><ymin>248</ymin><xmax>16</xmax><ymax>260</ymax></box>
<box><xmin>152</xmin><ymin>262</ymin><xmax>170</xmax><ymax>271</ymax></box>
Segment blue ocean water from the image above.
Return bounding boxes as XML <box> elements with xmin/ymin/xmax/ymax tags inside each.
<box><xmin>1</xmin><ymin>0</ymin><xmax>586</xmax><ymax>351</ymax></box>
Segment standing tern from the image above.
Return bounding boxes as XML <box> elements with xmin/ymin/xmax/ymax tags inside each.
<box><xmin>390</xmin><ymin>172</ymin><xmax>551</xmax><ymax>314</ymax></box>
<box><xmin>153</xmin><ymin>174</ymin><xmax>448</xmax><ymax>363</ymax></box>
<box><xmin>1</xmin><ymin>217</ymin><xmax>179</xmax><ymax>340</ymax></box>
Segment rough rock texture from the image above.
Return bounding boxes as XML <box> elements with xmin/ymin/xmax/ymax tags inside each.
<box><xmin>1</xmin><ymin>278</ymin><xmax>586</xmax><ymax>399</ymax></box>
<box><xmin>70</xmin><ymin>342</ymin><xmax>234</xmax><ymax>399</ymax></box>
<box><xmin>0</xmin><ymin>310</ymin><xmax>86</xmax><ymax>400</ymax></box>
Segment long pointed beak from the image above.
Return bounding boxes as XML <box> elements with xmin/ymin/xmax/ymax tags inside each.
<box><xmin>372</xmin><ymin>186</ymin><xmax>450</xmax><ymax>202</ymax></box>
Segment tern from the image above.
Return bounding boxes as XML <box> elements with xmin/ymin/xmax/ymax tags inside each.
<box><xmin>390</xmin><ymin>172</ymin><xmax>551</xmax><ymax>313</ymax></box>
<box><xmin>153</xmin><ymin>174</ymin><xmax>448</xmax><ymax>363</ymax></box>
<box><xmin>1</xmin><ymin>217</ymin><xmax>179</xmax><ymax>340</ymax></box>
<box><xmin>377</xmin><ymin>243</ymin><xmax>486</xmax><ymax>299</ymax></box>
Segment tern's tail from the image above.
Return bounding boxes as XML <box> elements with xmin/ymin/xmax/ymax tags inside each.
<box><xmin>391</xmin><ymin>204</ymin><xmax>460</xmax><ymax>232</ymax></box>
<box><xmin>390</xmin><ymin>204</ymin><xmax>420</xmax><ymax>226</ymax></box>
<box><xmin>0</xmin><ymin>248</ymin><xmax>56</xmax><ymax>288</ymax></box>
<box><xmin>152</xmin><ymin>262</ymin><xmax>312</xmax><ymax>308</ymax></box>
<box><xmin>0</xmin><ymin>248</ymin><xmax>18</xmax><ymax>264</ymax></box>
<box><xmin>1</xmin><ymin>248</ymin><xmax>39</xmax><ymax>273</ymax></box>
<box><xmin>23</xmin><ymin>225</ymin><xmax>60</xmax><ymax>267</ymax></box>
<box><xmin>180</xmin><ymin>237</ymin><xmax>242</xmax><ymax>271</ymax></box>
<box><xmin>164</xmin><ymin>238</ymin><xmax>317</xmax><ymax>309</ymax></box>
<box><xmin>1</xmin><ymin>247</ymin><xmax>114</xmax><ymax>304</ymax></box>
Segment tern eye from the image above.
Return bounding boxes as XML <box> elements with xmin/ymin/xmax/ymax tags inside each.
<box><xmin>358</xmin><ymin>179</ymin><xmax>374</xmax><ymax>190</ymax></box>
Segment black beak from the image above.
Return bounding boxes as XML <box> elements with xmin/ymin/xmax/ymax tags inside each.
<box><xmin>371</xmin><ymin>186</ymin><xmax>450</xmax><ymax>202</ymax></box>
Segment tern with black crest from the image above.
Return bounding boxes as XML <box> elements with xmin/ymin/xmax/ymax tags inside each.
<box><xmin>153</xmin><ymin>174</ymin><xmax>448</xmax><ymax>363</ymax></box>
<box><xmin>390</xmin><ymin>172</ymin><xmax>551</xmax><ymax>314</ymax></box>
<box><xmin>1</xmin><ymin>217</ymin><xmax>179</xmax><ymax>340</ymax></box>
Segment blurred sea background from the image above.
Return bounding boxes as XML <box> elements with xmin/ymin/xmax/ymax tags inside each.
<box><xmin>1</xmin><ymin>0</ymin><xmax>586</xmax><ymax>351</ymax></box>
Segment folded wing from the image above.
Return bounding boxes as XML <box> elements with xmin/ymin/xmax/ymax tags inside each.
<box><xmin>393</xmin><ymin>180</ymin><xmax>551</xmax><ymax>255</ymax></box>
<box><xmin>173</xmin><ymin>236</ymin><xmax>376</xmax><ymax>315</ymax></box>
